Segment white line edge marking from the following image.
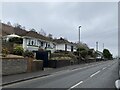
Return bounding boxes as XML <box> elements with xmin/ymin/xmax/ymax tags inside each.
<box><xmin>69</xmin><ymin>81</ymin><xmax>83</xmax><ymax>89</ymax></box>
<box><xmin>90</xmin><ymin>70</ymin><xmax>101</xmax><ymax>77</ymax></box>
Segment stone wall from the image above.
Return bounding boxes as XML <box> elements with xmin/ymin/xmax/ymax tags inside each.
<box><xmin>2</xmin><ymin>57</ymin><xmax>27</xmax><ymax>76</ymax></box>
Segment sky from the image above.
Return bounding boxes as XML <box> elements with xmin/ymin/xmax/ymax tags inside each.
<box><xmin>1</xmin><ymin>2</ymin><xmax>118</xmax><ymax>57</ymax></box>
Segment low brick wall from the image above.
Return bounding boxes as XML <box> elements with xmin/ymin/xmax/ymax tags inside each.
<box><xmin>48</xmin><ymin>60</ymin><xmax>71</xmax><ymax>68</ymax></box>
<box><xmin>2</xmin><ymin>57</ymin><xmax>27</xmax><ymax>76</ymax></box>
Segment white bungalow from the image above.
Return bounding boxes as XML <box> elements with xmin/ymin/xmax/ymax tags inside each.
<box><xmin>53</xmin><ymin>38</ymin><xmax>77</xmax><ymax>52</ymax></box>
<box><xmin>22</xmin><ymin>31</ymin><xmax>56</xmax><ymax>53</ymax></box>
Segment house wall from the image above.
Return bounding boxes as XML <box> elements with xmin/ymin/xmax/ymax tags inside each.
<box><xmin>56</xmin><ymin>44</ymin><xmax>65</xmax><ymax>51</ymax></box>
<box><xmin>73</xmin><ymin>46</ymin><xmax>77</xmax><ymax>52</ymax></box>
<box><xmin>67</xmin><ymin>44</ymin><xmax>71</xmax><ymax>52</ymax></box>
<box><xmin>56</xmin><ymin>44</ymin><xmax>76</xmax><ymax>52</ymax></box>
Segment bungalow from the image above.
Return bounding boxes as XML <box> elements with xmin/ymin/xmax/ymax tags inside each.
<box><xmin>22</xmin><ymin>31</ymin><xmax>56</xmax><ymax>53</ymax></box>
<box><xmin>53</xmin><ymin>37</ymin><xmax>77</xmax><ymax>52</ymax></box>
<box><xmin>95</xmin><ymin>51</ymin><xmax>104</xmax><ymax>60</ymax></box>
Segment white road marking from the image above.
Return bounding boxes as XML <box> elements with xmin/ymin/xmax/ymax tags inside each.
<box><xmin>102</xmin><ymin>67</ymin><xmax>107</xmax><ymax>70</ymax></box>
<box><xmin>71</xmin><ymin>63</ymin><xmax>101</xmax><ymax>72</ymax></box>
<box><xmin>69</xmin><ymin>81</ymin><xmax>83</xmax><ymax>89</ymax></box>
<box><xmin>90</xmin><ymin>70</ymin><xmax>101</xmax><ymax>77</ymax></box>
<box><xmin>115</xmin><ymin>80</ymin><xmax>120</xmax><ymax>89</ymax></box>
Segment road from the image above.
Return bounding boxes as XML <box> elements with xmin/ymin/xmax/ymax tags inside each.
<box><xmin>3</xmin><ymin>60</ymin><xmax>118</xmax><ymax>89</ymax></box>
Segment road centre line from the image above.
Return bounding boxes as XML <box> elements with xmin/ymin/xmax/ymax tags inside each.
<box><xmin>69</xmin><ymin>81</ymin><xmax>83</xmax><ymax>89</ymax></box>
<box><xmin>102</xmin><ymin>67</ymin><xmax>107</xmax><ymax>70</ymax></box>
<box><xmin>90</xmin><ymin>70</ymin><xmax>101</xmax><ymax>77</ymax></box>
<box><xmin>71</xmin><ymin>63</ymin><xmax>103</xmax><ymax>72</ymax></box>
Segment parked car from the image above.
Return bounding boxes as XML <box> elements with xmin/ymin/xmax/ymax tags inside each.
<box><xmin>115</xmin><ymin>58</ymin><xmax>120</xmax><ymax>89</ymax></box>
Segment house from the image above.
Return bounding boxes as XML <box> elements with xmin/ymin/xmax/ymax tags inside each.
<box><xmin>53</xmin><ymin>37</ymin><xmax>77</xmax><ymax>52</ymax></box>
<box><xmin>95</xmin><ymin>51</ymin><xmax>104</xmax><ymax>60</ymax></box>
<box><xmin>22</xmin><ymin>31</ymin><xmax>56</xmax><ymax>53</ymax></box>
<box><xmin>1</xmin><ymin>23</ymin><xmax>56</xmax><ymax>53</ymax></box>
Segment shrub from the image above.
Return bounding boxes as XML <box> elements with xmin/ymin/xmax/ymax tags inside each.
<box><xmin>23</xmin><ymin>50</ymin><xmax>34</xmax><ymax>58</ymax></box>
<box><xmin>80</xmin><ymin>50</ymin><xmax>88</xmax><ymax>58</ymax></box>
<box><xmin>13</xmin><ymin>46</ymin><xmax>24</xmax><ymax>56</ymax></box>
<box><xmin>2</xmin><ymin>47</ymin><xmax>9</xmax><ymax>57</ymax></box>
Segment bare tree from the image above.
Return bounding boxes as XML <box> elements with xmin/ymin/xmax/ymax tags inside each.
<box><xmin>39</xmin><ymin>28</ymin><xmax>46</xmax><ymax>36</ymax></box>
<box><xmin>7</xmin><ymin>22</ymin><xmax>11</xmax><ymax>26</ymax></box>
<box><xmin>14</xmin><ymin>23</ymin><xmax>22</xmax><ymax>29</ymax></box>
<box><xmin>22</xmin><ymin>26</ymin><xmax>26</xmax><ymax>30</ymax></box>
<box><xmin>30</xmin><ymin>28</ymin><xmax>36</xmax><ymax>32</ymax></box>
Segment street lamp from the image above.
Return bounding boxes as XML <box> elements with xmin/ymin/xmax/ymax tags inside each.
<box><xmin>79</xmin><ymin>26</ymin><xmax>81</xmax><ymax>44</ymax></box>
<box><xmin>78</xmin><ymin>26</ymin><xmax>81</xmax><ymax>64</ymax></box>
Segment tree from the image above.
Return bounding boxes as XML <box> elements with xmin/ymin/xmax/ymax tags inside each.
<box><xmin>7</xmin><ymin>22</ymin><xmax>11</xmax><ymax>26</ymax></box>
<box><xmin>103</xmin><ymin>49</ymin><xmax>113</xmax><ymax>59</ymax></box>
<box><xmin>77</xmin><ymin>46</ymin><xmax>88</xmax><ymax>58</ymax></box>
<box><xmin>22</xmin><ymin>26</ymin><xmax>26</xmax><ymax>30</ymax></box>
<box><xmin>30</xmin><ymin>28</ymin><xmax>36</xmax><ymax>32</ymax></box>
<box><xmin>39</xmin><ymin>28</ymin><xmax>46</xmax><ymax>36</ymax></box>
<box><xmin>14</xmin><ymin>23</ymin><xmax>22</xmax><ymax>29</ymax></box>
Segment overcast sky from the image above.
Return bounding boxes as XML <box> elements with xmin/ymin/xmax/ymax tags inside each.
<box><xmin>2</xmin><ymin>2</ymin><xmax>118</xmax><ymax>57</ymax></box>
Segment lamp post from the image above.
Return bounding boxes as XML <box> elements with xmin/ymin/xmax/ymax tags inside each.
<box><xmin>78</xmin><ymin>26</ymin><xmax>81</xmax><ymax>63</ymax></box>
<box><xmin>79</xmin><ymin>26</ymin><xmax>81</xmax><ymax>44</ymax></box>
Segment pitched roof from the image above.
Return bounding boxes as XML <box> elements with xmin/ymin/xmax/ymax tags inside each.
<box><xmin>53</xmin><ymin>37</ymin><xmax>71</xmax><ymax>44</ymax></box>
<box><xmin>2</xmin><ymin>23</ymin><xmax>53</xmax><ymax>42</ymax></box>
<box><xmin>2</xmin><ymin>23</ymin><xmax>27</xmax><ymax>36</ymax></box>
<box><xmin>25</xmin><ymin>31</ymin><xmax>51</xmax><ymax>41</ymax></box>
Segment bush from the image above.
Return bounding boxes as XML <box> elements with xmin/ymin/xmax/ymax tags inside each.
<box><xmin>23</xmin><ymin>50</ymin><xmax>34</xmax><ymax>58</ymax></box>
<box><xmin>2</xmin><ymin>47</ymin><xmax>9</xmax><ymax>57</ymax></box>
<box><xmin>13</xmin><ymin>46</ymin><xmax>24</xmax><ymax>56</ymax></box>
<box><xmin>80</xmin><ymin>50</ymin><xmax>88</xmax><ymax>58</ymax></box>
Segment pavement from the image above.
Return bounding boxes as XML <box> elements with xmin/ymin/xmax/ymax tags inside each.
<box><xmin>2</xmin><ymin>60</ymin><xmax>118</xmax><ymax>89</ymax></box>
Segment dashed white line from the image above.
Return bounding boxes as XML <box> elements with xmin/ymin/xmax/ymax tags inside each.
<box><xmin>71</xmin><ymin>63</ymin><xmax>102</xmax><ymax>72</ymax></box>
<box><xmin>69</xmin><ymin>81</ymin><xmax>83</xmax><ymax>89</ymax></box>
<box><xmin>102</xmin><ymin>67</ymin><xmax>107</xmax><ymax>70</ymax></box>
<box><xmin>90</xmin><ymin>70</ymin><xmax>101</xmax><ymax>77</ymax></box>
